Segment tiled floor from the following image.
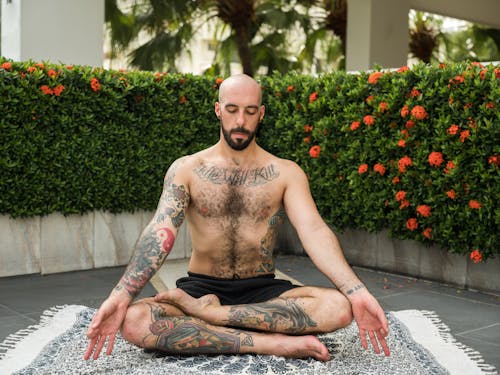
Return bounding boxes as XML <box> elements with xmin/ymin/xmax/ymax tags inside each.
<box><xmin>0</xmin><ymin>255</ymin><xmax>499</xmax><ymax>371</ymax></box>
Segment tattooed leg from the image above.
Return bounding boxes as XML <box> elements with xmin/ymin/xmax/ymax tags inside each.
<box><xmin>155</xmin><ymin>287</ymin><xmax>352</xmax><ymax>334</ymax></box>
<box><xmin>121</xmin><ymin>300</ymin><xmax>331</xmax><ymax>361</ymax></box>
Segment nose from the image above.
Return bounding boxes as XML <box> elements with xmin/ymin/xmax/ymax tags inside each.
<box><xmin>235</xmin><ymin>109</ymin><xmax>245</xmax><ymax>126</ymax></box>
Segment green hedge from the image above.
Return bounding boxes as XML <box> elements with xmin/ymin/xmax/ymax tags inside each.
<box><xmin>0</xmin><ymin>59</ymin><xmax>498</xmax><ymax>261</ymax></box>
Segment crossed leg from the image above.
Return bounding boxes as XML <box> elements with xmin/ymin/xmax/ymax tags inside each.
<box><xmin>120</xmin><ymin>286</ymin><xmax>352</xmax><ymax>362</ymax></box>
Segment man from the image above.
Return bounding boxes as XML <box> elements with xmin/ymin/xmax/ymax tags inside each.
<box><xmin>85</xmin><ymin>74</ymin><xmax>390</xmax><ymax>362</ymax></box>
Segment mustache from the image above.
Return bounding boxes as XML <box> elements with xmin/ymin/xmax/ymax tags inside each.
<box><xmin>230</xmin><ymin>127</ymin><xmax>251</xmax><ymax>135</ymax></box>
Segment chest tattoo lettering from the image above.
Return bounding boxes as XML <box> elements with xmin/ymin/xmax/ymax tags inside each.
<box><xmin>194</xmin><ymin>164</ymin><xmax>279</xmax><ymax>187</ymax></box>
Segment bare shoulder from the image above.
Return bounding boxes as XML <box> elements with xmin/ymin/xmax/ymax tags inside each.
<box><xmin>272</xmin><ymin>156</ymin><xmax>308</xmax><ymax>183</ymax></box>
<box><xmin>164</xmin><ymin>148</ymin><xmax>214</xmax><ymax>181</ymax></box>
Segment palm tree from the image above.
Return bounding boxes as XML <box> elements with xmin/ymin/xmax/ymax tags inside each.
<box><xmin>106</xmin><ymin>0</ymin><xmax>331</xmax><ymax>76</ymax></box>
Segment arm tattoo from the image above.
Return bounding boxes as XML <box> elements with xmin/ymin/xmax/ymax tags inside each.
<box><xmin>193</xmin><ymin>163</ymin><xmax>279</xmax><ymax>187</ymax></box>
<box><xmin>116</xmin><ymin>159</ymin><xmax>189</xmax><ymax>298</ymax></box>
<box><xmin>227</xmin><ymin>298</ymin><xmax>317</xmax><ymax>334</ymax></box>
<box><xmin>143</xmin><ymin>303</ymin><xmax>253</xmax><ymax>354</ymax></box>
<box><xmin>256</xmin><ymin>208</ymin><xmax>285</xmax><ymax>274</ymax></box>
<box><xmin>344</xmin><ymin>284</ymin><xmax>365</xmax><ymax>296</ymax></box>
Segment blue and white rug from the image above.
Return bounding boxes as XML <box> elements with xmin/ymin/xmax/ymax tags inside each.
<box><xmin>0</xmin><ymin>305</ymin><xmax>496</xmax><ymax>374</ymax></box>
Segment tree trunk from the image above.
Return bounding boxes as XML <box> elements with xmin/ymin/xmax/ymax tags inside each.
<box><xmin>234</xmin><ymin>25</ymin><xmax>254</xmax><ymax>76</ymax></box>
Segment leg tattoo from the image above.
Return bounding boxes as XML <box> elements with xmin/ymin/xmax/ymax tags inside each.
<box><xmin>143</xmin><ymin>303</ymin><xmax>254</xmax><ymax>354</ymax></box>
<box><xmin>227</xmin><ymin>298</ymin><xmax>318</xmax><ymax>334</ymax></box>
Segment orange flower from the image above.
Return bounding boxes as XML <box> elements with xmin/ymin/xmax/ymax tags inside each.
<box><xmin>400</xmin><ymin>105</ymin><xmax>409</xmax><ymax>118</ymax></box>
<box><xmin>179</xmin><ymin>95</ymin><xmax>187</xmax><ymax>104</ymax></box>
<box><xmin>373</xmin><ymin>163</ymin><xmax>386</xmax><ymax>176</ymax></box>
<box><xmin>47</xmin><ymin>69</ymin><xmax>58</xmax><ymax>78</ymax></box>
<box><xmin>444</xmin><ymin>161</ymin><xmax>455</xmax><ymax>174</ymax></box>
<box><xmin>399</xmin><ymin>200</ymin><xmax>410</xmax><ymax>209</ymax></box>
<box><xmin>470</xmin><ymin>249</ymin><xmax>483</xmax><ymax>263</ymax></box>
<box><xmin>395</xmin><ymin>190</ymin><xmax>406</xmax><ymax>202</ymax></box>
<box><xmin>26</xmin><ymin>66</ymin><xmax>36</xmax><ymax>73</ymax></box>
<box><xmin>304</xmin><ymin>124</ymin><xmax>313</xmax><ymax>133</ymax></box>
<box><xmin>495</xmin><ymin>68</ymin><xmax>500</xmax><ymax>78</ymax></box>
<box><xmin>350</xmin><ymin>121</ymin><xmax>360</xmax><ymax>131</ymax></box>
<box><xmin>417</xmin><ymin>205</ymin><xmax>431</xmax><ymax>217</ymax></box>
<box><xmin>397</xmin><ymin>139</ymin><xmax>406</xmax><ymax>148</ymax></box>
<box><xmin>488</xmin><ymin>155</ymin><xmax>499</xmax><ymax>166</ymax></box>
<box><xmin>286</xmin><ymin>85</ymin><xmax>294</xmax><ymax>92</ymax></box>
<box><xmin>400</xmin><ymin>129</ymin><xmax>409</xmax><ymax>138</ymax></box>
<box><xmin>410</xmin><ymin>88</ymin><xmax>421</xmax><ymax>97</ymax></box>
<box><xmin>449</xmin><ymin>75</ymin><xmax>464</xmax><ymax>84</ymax></box>
<box><xmin>446</xmin><ymin>189</ymin><xmax>457</xmax><ymax>199</ymax></box>
<box><xmin>1</xmin><ymin>62</ymin><xmax>12</xmax><ymax>70</ymax></box>
<box><xmin>309</xmin><ymin>92</ymin><xmax>318</xmax><ymax>103</ymax></box>
<box><xmin>469</xmin><ymin>200</ymin><xmax>482</xmax><ymax>209</ymax></box>
<box><xmin>66</xmin><ymin>65</ymin><xmax>74</xmax><ymax>70</ymax></box>
<box><xmin>90</xmin><ymin>77</ymin><xmax>101</xmax><ymax>92</ymax></box>
<box><xmin>428</xmin><ymin>151</ymin><xmax>444</xmax><ymax>167</ymax></box>
<box><xmin>485</xmin><ymin>102</ymin><xmax>495</xmax><ymax>109</ymax></box>
<box><xmin>379</xmin><ymin>102</ymin><xmax>388</xmax><ymax>112</ymax></box>
<box><xmin>447</xmin><ymin>124</ymin><xmax>459</xmax><ymax>135</ymax></box>
<box><xmin>411</xmin><ymin>105</ymin><xmax>428</xmax><ymax>120</ymax></box>
<box><xmin>215</xmin><ymin>77</ymin><xmax>224</xmax><ymax>85</ymax></box>
<box><xmin>40</xmin><ymin>85</ymin><xmax>53</xmax><ymax>95</ymax></box>
<box><xmin>303</xmin><ymin>136</ymin><xmax>311</xmax><ymax>143</ymax></box>
<box><xmin>358</xmin><ymin>164</ymin><xmax>369</xmax><ymax>174</ymax></box>
<box><xmin>52</xmin><ymin>84</ymin><xmax>65</xmax><ymax>96</ymax></box>
<box><xmin>309</xmin><ymin>145</ymin><xmax>321</xmax><ymax>158</ymax></box>
<box><xmin>406</xmin><ymin>218</ymin><xmax>418</xmax><ymax>231</ymax></box>
<box><xmin>363</xmin><ymin>115</ymin><xmax>375</xmax><ymax>126</ymax></box>
<box><xmin>365</xmin><ymin>95</ymin><xmax>374</xmax><ymax>104</ymax></box>
<box><xmin>405</xmin><ymin>120</ymin><xmax>415</xmax><ymax>129</ymax></box>
<box><xmin>480</xmin><ymin>69</ymin><xmax>488</xmax><ymax>80</ymax></box>
<box><xmin>397</xmin><ymin>66</ymin><xmax>409</xmax><ymax>73</ymax></box>
<box><xmin>368</xmin><ymin>71</ymin><xmax>383</xmax><ymax>84</ymax></box>
<box><xmin>398</xmin><ymin>156</ymin><xmax>413</xmax><ymax>173</ymax></box>
<box><xmin>459</xmin><ymin>130</ymin><xmax>470</xmax><ymax>142</ymax></box>
<box><xmin>392</xmin><ymin>176</ymin><xmax>400</xmax><ymax>184</ymax></box>
<box><xmin>423</xmin><ymin>227</ymin><xmax>432</xmax><ymax>239</ymax></box>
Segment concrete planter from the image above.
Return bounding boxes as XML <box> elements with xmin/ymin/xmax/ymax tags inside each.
<box><xmin>1</xmin><ymin>212</ymin><xmax>498</xmax><ymax>294</ymax></box>
<box><xmin>277</xmin><ymin>218</ymin><xmax>500</xmax><ymax>294</ymax></box>
<box><xmin>0</xmin><ymin>212</ymin><xmax>191</xmax><ymax>277</ymax></box>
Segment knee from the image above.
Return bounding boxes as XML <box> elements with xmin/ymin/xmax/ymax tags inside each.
<box><xmin>322</xmin><ymin>290</ymin><xmax>352</xmax><ymax>331</ymax></box>
<box><xmin>121</xmin><ymin>302</ymin><xmax>149</xmax><ymax>347</ymax></box>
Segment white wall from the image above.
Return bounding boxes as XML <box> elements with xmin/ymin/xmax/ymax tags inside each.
<box><xmin>1</xmin><ymin>0</ymin><xmax>104</xmax><ymax>66</ymax></box>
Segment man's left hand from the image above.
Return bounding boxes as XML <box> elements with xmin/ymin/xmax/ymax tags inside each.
<box><xmin>349</xmin><ymin>290</ymin><xmax>391</xmax><ymax>356</ymax></box>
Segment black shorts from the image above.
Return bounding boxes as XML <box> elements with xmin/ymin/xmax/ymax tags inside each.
<box><xmin>176</xmin><ymin>272</ymin><xmax>300</xmax><ymax>305</ymax></box>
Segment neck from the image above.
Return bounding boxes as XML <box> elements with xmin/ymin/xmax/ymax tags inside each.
<box><xmin>217</xmin><ymin>140</ymin><xmax>259</xmax><ymax>167</ymax></box>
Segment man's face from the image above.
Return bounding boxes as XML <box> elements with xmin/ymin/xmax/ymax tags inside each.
<box><xmin>215</xmin><ymin>79</ymin><xmax>264</xmax><ymax>151</ymax></box>
<box><xmin>220</xmin><ymin>113</ymin><xmax>258</xmax><ymax>151</ymax></box>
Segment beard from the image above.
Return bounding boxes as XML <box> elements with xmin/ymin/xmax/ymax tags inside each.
<box><xmin>220</xmin><ymin>120</ymin><xmax>257</xmax><ymax>151</ymax></box>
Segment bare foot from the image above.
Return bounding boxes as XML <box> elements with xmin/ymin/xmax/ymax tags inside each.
<box><xmin>154</xmin><ymin>288</ymin><xmax>221</xmax><ymax>322</ymax></box>
<box><xmin>267</xmin><ymin>333</ymin><xmax>330</xmax><ymax>362</ymax></box>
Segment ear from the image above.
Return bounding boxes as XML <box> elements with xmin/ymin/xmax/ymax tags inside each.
<box><xmin>215</xmin><ymin>102</ymin><xmax>221</xmax><ymax>118</ymax></box>
<box><xmin>259</xmin><ymin>105</ymin><xmax>265</xmax><ymax>122</ymax></box>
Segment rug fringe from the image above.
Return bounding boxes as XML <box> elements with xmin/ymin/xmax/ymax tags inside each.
<box><xmin>420</xmin><ymin>310</ymin><xmax>498</xmax><ymax>374</ymax></box>
<box><xmin>0</xmin><ymin>305</ymin><xmax>75</xmax><ymax>360</ymax></box>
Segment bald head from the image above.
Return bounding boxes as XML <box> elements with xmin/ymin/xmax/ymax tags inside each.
<box><xmin>218</xmin><ymin>74</ymin><xmax>262</xmax><ymax>105</ymax></box>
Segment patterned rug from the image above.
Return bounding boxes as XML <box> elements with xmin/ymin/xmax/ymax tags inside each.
<box><xmin>0</xmin><ymin>305</ymin><xmax>496</xmax><ymax>375</ymax></box>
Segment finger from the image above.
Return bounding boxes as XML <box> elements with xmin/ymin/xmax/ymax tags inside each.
<box><xmin>83</xmin><ymin>337</ymin><xmax>98</xmax><ymax>360</ymax></box>
<box><xmin>93</xmin><ymin>335</ymin><xmax>107</xmax><ymax>360</ymax></box>
<box><xmin>106</xmin><ymin>334</ymin><xmax>116</xmax><ymax>356</ymax></box>
<box><xmin>154</xmin><ymin>291</ymin><xmax>171</xmax><ymax>301</ymax></box>
<box><xmin>368</xmin><ymin>330</ymin><xmax>381</xmax><ymax>354</ymax></box>
<box><xmin>358</xmin><ymin>328</ymin><xmax>368</xmax><ymax>350</ymax></box>
<box><xmin>377</xmin><ymin>332</ymin><xmax>391</xmax><ymax>356</ymax></box>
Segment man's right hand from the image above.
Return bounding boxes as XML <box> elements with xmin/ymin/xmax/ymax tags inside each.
<box><xmin>84</xmin><ymin>292</ymin><xmax>131</xmax><ymax>360</ymax></box>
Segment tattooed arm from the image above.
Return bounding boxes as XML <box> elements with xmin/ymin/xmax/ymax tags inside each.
<box><xmin>282</xmin><ymin>161</ymin><xmax>390</xmax><ymax>356</ymax></box>
<box><xmin>84</xmin><ymin>157</ymin><xmax>190</xmax><ymax>360</ymax></box>
<box><xmin>117</xmin><ymin>158</ymin><xmax>190</xmax><ymax>299</ymax></box>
